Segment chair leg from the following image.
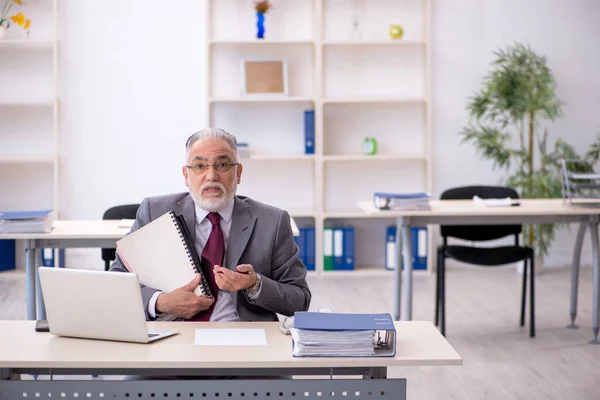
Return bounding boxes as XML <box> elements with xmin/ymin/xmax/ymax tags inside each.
<box><xmin>104</xmin><ymin>260</ymin><xmax>110</xmax><ymax>272</ymax></box>
<box><xmin>520</xmin><ymin>257</ymin><xmax>528</xmax><ymax>327</ymax></box>
<box><xmin>530</xmin><ymin>255</ymin><xmax>536</xmax><ymax>338</ymax></box>
<box><xmin>435</xmin><ymin>248</ymin><xmax>442</xmax><ymax>326</ymax></box>
<box><xmin>440</xmin><ymin>252</ymin><xmax>446</xmax><ymax>337</ymax></box>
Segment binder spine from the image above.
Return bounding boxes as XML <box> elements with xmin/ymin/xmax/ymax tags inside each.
<box><xmin>169</xmin><ymin>212</ymin><xmax>213</xmax><ymax>297</ymax></box>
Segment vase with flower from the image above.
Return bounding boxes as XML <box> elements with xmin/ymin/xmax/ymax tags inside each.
<box><xmin>254</xmin><ymin>1</ymin><xmax>270</xmax><ymax>39</ymax></box>
<box><xmin>0</xmin><ymin>0</ymin><xmax>31</xmax><ymax>40</ymax></box>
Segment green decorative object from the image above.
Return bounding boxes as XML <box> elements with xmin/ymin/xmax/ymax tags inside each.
<box><xmin>389</xmin><ymin>24</ymin><xmax>404</xmax><ymax>39</ymax></box>
<box><xmin>362</xmin><ymin>137</ymin><xmax>377</xmax><ymax>155</ymax></box>
<box><xmin>459</xmin><ymin>42</ymin><xmax>600</xmax><ymax>257</ymax></box>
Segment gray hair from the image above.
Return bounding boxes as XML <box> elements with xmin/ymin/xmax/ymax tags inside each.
<box><xmin>185</xmin><ymin>128</ymin><xmax>239</xmax><ymax>161</ymax></box>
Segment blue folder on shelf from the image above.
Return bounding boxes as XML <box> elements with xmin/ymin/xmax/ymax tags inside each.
<box><xmin>304</xmin><ymin>110</ymin><xmax>315</xmax><ymax>154</ymax></box>
<box><xmin>295</xmin><ymin>227</ymin><xmax>316</xmax><ymax>271</ymax></box>
<box><xmin>305</xmin><ymin>227</ymin><xmax>315</xmax><ymax>271</ymax></box>
<box><xmin>41</xmin><ymin>248</ymin><xmax>66</xmax><ymax>268</ymax></box>
<box><xmin>292</xmin><ymin>312</ymin><xmax>396</xmax><ymax>357</ymax></box>
<box><xmin>385</xmin><ymin>225</ymin><xmax>428</xmax><ymax>271</ymax></box>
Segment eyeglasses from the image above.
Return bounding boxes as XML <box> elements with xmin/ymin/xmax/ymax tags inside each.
<box><xmin>184</xmin><ymin>162</ymin><xmax>239</xmax><ymax>174</ymax></box>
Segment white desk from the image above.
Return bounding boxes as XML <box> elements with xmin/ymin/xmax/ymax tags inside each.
<box><xmin>0</xmin><ymin>218</ymin><xmax>300</xmax><ymax>321</ymax></box>
<box><xmin>0</xmin><ymin>321</ymin><xmax>462</xmax><ymax>400</ymax></box>
<box><xmin>358</xmin><ymin>199</ymin><xmax>600</xmax><ymax>344</ymax></box>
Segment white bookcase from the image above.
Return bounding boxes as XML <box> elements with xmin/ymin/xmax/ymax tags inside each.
<box><xmin>206</xmin><ymin>0</ymin><xmax>432</xmax><ymax>274</ymax></box>
<box><xmin>0</xmin><ymin>0</ymin><xmax>59</xmax><ymax>214</ymax></box>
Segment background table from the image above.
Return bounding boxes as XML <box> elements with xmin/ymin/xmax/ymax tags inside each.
<box><xmin>0</xmin><ymin>217</ymin><xmax>300</xmax><ymax>321</ymax></box>
<box><xmin>359</xmin><ymin>199</ymin><xmax>600</xmax><ymax>344</ymax></box>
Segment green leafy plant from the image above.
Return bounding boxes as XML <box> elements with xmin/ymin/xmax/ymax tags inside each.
<box><xmin>460</xmin><ymin>42</ymin><xmax>600</xmax><ymax>256</ymax></box>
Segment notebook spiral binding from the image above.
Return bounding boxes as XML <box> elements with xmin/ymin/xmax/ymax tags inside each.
<box><xmin>169</xmin><ymin>211</ymin><xmax>213</xmax><ymax>298</ymax></box>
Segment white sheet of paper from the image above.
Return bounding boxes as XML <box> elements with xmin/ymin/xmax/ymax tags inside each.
<box><xmin>472</xmin><ymin>195</ymin><xmax>514</xmax><ymax>207</ymax></box>
<box><xmin>194</xmin><ymin>329</ymin><xmax>267</xmax><ymax>346</ymax></box>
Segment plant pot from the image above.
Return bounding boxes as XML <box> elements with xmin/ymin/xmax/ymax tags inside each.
<box><xmin>0</xmin><ymin>25</ymin><xmax>8</xmax><ymax>40</ymax></box>
<box><xmin>256</xmin><ymin>12</ymin><xmax>265</xmax><ymax>39</ymax></box>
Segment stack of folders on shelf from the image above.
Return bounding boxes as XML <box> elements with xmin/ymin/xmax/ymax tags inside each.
<box><xmin>294</xmin><ymin>227</ymin><xmax>315</xmax><ymax>271</ymax></box>
<box><xmin>291</xmin><ymin>312</ymin><xmax>396</xmax><ymax>357</ymax></box>
<box><xmin>115</xmin><ymin>211</ymin><xmax>213</xmax><ymax>298</ymax></box>
<box><xmin>385</xmin><ymin>226</ymin><xmax>428</xmax><ymax>271</ymax></box>
<box><xmin>0</xmin><ymin>210</ymin><xmax>56</xmax><ymax>233</ymax></box>
<box><xmin>373</xmin><ymin>192</ymin><xmax>431</xmax><ymax>211</ymax></box>
<box><xmin>323</xmin><ymin>227</ymin><xmax>354</xmax><ymax>270</ymax></box>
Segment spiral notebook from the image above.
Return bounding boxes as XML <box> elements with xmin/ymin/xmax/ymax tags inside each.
<box><xmin>115</xmin><ymin>211</ymin><xmax>212</xmax><ymax>298</ymax></box>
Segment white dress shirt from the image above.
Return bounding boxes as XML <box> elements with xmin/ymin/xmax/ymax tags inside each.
<box><xmin>148</xmin><ymin>199</ymin><xmax>260</xmax><ymax>320</ymax></box>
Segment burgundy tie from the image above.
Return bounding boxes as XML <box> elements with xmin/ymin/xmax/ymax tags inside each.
<box><xmin>191</xmin><ymin>212</ymin><xmax>223</xmax><ymax>321</ymax></box>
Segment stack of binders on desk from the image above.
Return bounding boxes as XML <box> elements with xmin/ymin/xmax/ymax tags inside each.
<box><xmin>0</xmin><ymin>210</ymin><xmax>55</xmax><ymax>233</ymax></box>
<box><xmin>291</xmin><ymin>312</ymin><xmax>396</xmax><ymax>357</ymax></box>
<box><xmin>373</xmin><ymin>192</ymin><xmax>430</xmax><ymax>211</ymax></box>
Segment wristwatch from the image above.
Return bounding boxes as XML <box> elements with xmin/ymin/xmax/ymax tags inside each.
<box><xmin>244</xmin><ymin>273</ymin><xmax>262</xmax><ymax>299</ymax></box>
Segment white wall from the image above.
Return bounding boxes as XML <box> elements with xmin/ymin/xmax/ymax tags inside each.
<box><xmin>54</xmin><ymin>0</ymin><xmax>600</xmax><ymax>268</ymax></box>
<box><xmin>59</xmin><ymin>0</ymin><xmax>207</xmax><ymax>219</ymax></box>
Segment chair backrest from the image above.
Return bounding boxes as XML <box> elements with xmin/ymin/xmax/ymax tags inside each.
<box><xmin>101</xmin><ymin>204</ymin><xmax>140</xmax><ymax>262</ymax></box>
<box><xmin>440</xmin><ymin>186</ymin><xmax>521</xmax><ymax>242</ymax></box>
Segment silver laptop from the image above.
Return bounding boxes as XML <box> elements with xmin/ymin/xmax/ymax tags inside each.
<box><xmin>39</xmin><ymin>268</ymin><xmax>178</xmax><ymax>343</ymax></box>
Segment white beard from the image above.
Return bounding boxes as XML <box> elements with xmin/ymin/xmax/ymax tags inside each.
<box><xmin>190</xmin><ymin>180</ymin><xmax>237</xmax><ymax>212</ymax></box>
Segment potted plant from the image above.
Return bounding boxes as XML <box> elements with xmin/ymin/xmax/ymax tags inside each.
<box><xmin>460</xmin><ymin>42</ymin><xmax>600</xmax><ymax>261</ymax></box>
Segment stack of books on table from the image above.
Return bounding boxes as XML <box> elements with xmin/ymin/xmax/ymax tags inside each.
<box><xmin>373</xmin><ymin>192</ymin><xmax>431</xmax><ymax>211</ymax></box>
<box><xmin>0</xmin><ymin>210</ymin><xmax>56</xmax><ymax>234</ymax></box>
<box><xmin>290</xmin><ymin>312</ymin><xmax>396</xmax><ymax>357</ymax></box>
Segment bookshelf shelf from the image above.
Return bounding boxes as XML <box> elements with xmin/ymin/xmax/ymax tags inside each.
<box><xmin>323</xmin><ymin>154</ymin><xmax>426</xmax><ymax>162</ymax></box>
<box><xmin>288</xmin><ymin>210</ymin><xmax>317</xmax><ymax>218</ymax></box>
<box><xmin>0</xmin><ymin>155</ymin><xmax>54</xmax><ymax>164</ymax></box>
<box><xmin>0</xmin><ymin>100</ymin><xmax>55</xmax><ymax>107</ymax></box>
<box><xmin>323</xmin><ymin>97</ymin><xmax>426</xmax><ymax>104</ymax></box>
<box><xmin>207</xmin><ymin>0</ymin><xmax>431</xmax><ymax>274</ymax></box>
<box><xmin>323</xmin><ymin>211</ymin><xmax>379</xmax><ymax>219</ymax></box>
<box><xmin>242</xmin><ymin>154</ymin><xmax>316</xmax><ymax>161</ymax></box>
<box><xmin>209</xmin><ymin>40</ymin><xmax>314</xmax><ymax>45</ymax></box>
<box><xmin>0</xmin><ymin>40</ymin><xmax>53</xmax><ymax>49</ymax></box>
<box><xmin>0</xmin><ymin>0</ymin><xmax>59</xmax><ymax>213</ymax></box>
<box><xmin>209</xmin><ymin>97</ymin><xmax>315</xmax><ymax>104</ymax></box>
<box><xmin>323</xmin><ymin>40</ymin><xmax>424</xmax><ymax>46</ymax></box>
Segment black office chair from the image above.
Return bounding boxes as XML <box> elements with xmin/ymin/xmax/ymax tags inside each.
<box><xmin>435</xmin><ymin>186</ymin><xmax>535</xmax><ymax>337</ymax></box>
<box><xmin>101</xmin><ymin>204</ymin><xmax>140</xmax><ymax>271</ymax></box>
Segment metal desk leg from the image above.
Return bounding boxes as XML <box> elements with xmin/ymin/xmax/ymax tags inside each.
<box><xmin>25</xmin><ymin>239</ymin><xmax>36</xmax><ymax>320</ymax></box>
<box><xmin>568</xmin><ymin>222</ymin><xmax>587</xmax><ymax>329</ymax></box>
<box><xmin>394</xmin><ymin>219</ymin><xmax>402</xmax><ymax>321</ymax></box>
<box><xmin>35</xmin><ymin>250</ymin><xmax>46</xmax><ymax>321</ymax></box>
<box><xmin>401</xmin><ymin>217</ymin><xmax>413</xmax><ymax>321</ymax></box>
<box><xmin>590</xmin><ymin>218</ymin><xmax>600</xmax><ymax>345</ymax></box>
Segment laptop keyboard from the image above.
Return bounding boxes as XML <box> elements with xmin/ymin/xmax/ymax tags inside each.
<box><xmin>148</xmin><ymin>333</ymin><xmax>160</xmax><ymax>338</ymax></box>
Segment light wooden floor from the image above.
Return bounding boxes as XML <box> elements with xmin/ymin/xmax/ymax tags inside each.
<box><xmin>1</xmin><ymin>264</ymin><xmax>599</xmax><ymax>399</ymax></box>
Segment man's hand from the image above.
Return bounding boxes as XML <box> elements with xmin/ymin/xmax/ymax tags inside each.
<box><xmin>214</xmin><ymin>264</ymin><xmax>257</xmax><ymax>292</ymax></box>
<box><xmin>155</xmin><ymin>275</ymin><xmax>214</xmax><ymax>319</ymax></box>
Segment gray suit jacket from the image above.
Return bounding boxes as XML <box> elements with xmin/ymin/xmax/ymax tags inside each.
<box><xmin>109</xmin><ymin>192</ymin><xmax>311</xmax><ymax>321</ymax></box>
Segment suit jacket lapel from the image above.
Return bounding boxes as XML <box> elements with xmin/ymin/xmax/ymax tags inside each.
<box><xmin>226</xmin><ymin>197</ymin><xmax>256</xmax><ymax>271</ymax></box>
<box><xmin>171</xmin><ymin>194</ymin><xmax>196</xmax><ymax>243</ymax></box>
